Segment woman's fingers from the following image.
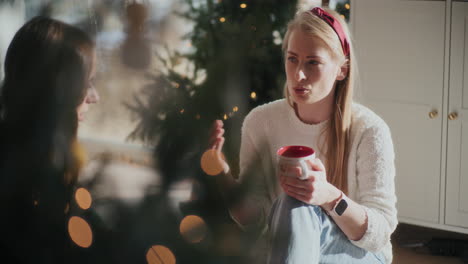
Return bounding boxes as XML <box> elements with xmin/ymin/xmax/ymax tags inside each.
<box><xmin>208</xmin><ymin>120</ymin><xmax>225</xmax><ymax>149</ymax></box>
<box><xmin>307</xmin><ymin>158</ymin><xmax>326</xmax><ymax>172</ymax></box>
<box><xmin>281</xmin><ymin>175</ymin><xmax>312</xmax><ymax>191</ymax></box>
<box><xmin>283</xmin><ymin>185</ymin><xmax>309</xmax><ymax>202</ymax></box>
<box><xmin>215</xmin><ymin>136</ymin><xmax>225</xmax><ymax>152</ymax></box>
<box><xmin>209</xmin><ymin>128</ymin><xmax>225</xmax><ymax>148</ymax></box>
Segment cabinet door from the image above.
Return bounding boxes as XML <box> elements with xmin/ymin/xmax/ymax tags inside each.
<box><xmin>352</xmin><ymin>0</ymin><xmax>445</xmax><ymax>223</ymax></box>
<box><xmin>446</xmin><ymin>2</ymin><xmax>468</xmax><ymax>229</ymax></box>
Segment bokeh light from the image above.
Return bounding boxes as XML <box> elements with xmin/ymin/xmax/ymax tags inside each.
<box><xmin>75</xmin><ymin>188</ymin><xmax>92</xmax><ymax>210</ymax></box>
<box><xmin>68</xmin><ymin>216</ymin><xmax>93</xmax><ymax>248</ymax></box>
<box><xmin>201</xmin><ymin>149</ymin><xmax>225</xmax><ymax>176</ymax></box>
<box><xmin>146</xmin><ymin>245</ymin><xmax>176</xmax><ymax>264</ymax></box>
<box><xmin>345</xmin><ymin>3</ymin><xmax>351</xmax><ymax>10</ymax></box>
<box><xmin>179</xmin><ymin>215</ymin><xmax>207</xmax><ymax>243</ymax></box>
<box><xmin>219</xmin><ymin>17</ymin><xmax>226</xmax><ymax>23</ymax></box>
<box><xmin>240</xmin><ymin>3</ymin><xmax>247</xmax><ymax>9</ymax></box>
<box><xmin>223</xmin><ymin>114</ymin><xmax>228</xmax><ymax>120</ymax></box>
<box><xmin>233</xmin><ymin>106</ymin><xmax>238</xmax><ymax>112</ymax></box>
<box><xmin>250</xmin><ymin>91</ymin><xmax>257</xmax><ymax>99</ymax></box>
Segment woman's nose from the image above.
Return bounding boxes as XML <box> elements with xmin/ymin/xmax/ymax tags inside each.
<box><xmin>296</xmin><ymin>69</ymin><xmax>307</xmax><ymax>82</ymax></box>
<box><xmin>86</xmin><ymin>87</ymin><xmax>100</xmax><ymax>104</ymax></box>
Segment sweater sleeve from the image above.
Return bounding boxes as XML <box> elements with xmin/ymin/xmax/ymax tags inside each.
<box><xmin>229</xmin><ymin>109</ymin><xmax>272</xmax><ymax>231</ymax></box>
<box><xmin>350</xmin><ymin>122</ymin><xmax>398</xmax><ymax>252</ymax></box>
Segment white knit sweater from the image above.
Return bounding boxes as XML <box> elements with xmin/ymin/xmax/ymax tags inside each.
<box><xmin>238</xmin><ymin>99</ymin><xmax>397</xmax><ymax>263</ymax></box>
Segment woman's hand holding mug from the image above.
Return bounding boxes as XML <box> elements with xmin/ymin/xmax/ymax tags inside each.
<box><xmin>277</xmin><ymin>145</ymin><xmax>340</xmax><ymax>209</ymax></box>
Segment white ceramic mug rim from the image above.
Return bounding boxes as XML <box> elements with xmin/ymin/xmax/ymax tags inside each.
<box><xmin>277</xmin><ymin>145</ymin><xmax>315</xmax><ymax>159</ymax></box>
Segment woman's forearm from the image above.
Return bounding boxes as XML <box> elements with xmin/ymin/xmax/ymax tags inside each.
<box><xmin>216</xmin><ymin>169</ymin><xmax>262</xmax><ymax>226</ymax></box>
<box><xmin>325</xmin><ymin>194</ymin><xmax>368</xmax><ymax>241</ymax></box>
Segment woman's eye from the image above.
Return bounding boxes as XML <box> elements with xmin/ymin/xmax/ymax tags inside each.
<box><xmin>308</xmin><ymin>60</ymin><xmax>319</xmax><ymax>65</ymax></box>
<box><xmin>287</xmin><ymin>57</ymin><xmax>298</xmax><ymax>63</ymax></box>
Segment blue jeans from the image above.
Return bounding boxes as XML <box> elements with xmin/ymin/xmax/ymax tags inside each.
<box><xmin>267</xmin><ymin>193</ymin><xmax>386</xmax><ymax>264</ymax></box>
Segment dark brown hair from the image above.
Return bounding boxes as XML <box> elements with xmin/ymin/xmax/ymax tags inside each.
<box><xmin>0</xmin><ymin>16</ymin><xmax>95</xmax><ymax>190</ymax></box>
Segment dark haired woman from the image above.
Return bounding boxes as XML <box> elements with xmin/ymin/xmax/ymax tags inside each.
<box><xmin>0</xmin><ymin>16</ymin><xmax>99</xmax><ymax>263</ymax></box>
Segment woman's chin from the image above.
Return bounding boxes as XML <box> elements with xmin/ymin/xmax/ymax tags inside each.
<box><xmin>292</xmin><ymin>95</ymin><xmax>314</xmax><ymax>105</ymax></box>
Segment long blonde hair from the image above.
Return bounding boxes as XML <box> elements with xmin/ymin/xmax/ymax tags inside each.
<box><xmin>282</xmin><ymin>8</ymin><xmax>356</xmax><ymax>194</ymax></box>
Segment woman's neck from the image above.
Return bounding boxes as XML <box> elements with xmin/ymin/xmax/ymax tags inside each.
<box><xmin>294</xmin><ymin>96</ymin><xmax>334</xmax><ymax>125</ymax></box>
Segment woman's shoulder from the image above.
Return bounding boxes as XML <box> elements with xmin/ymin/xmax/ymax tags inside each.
<box><xmin>351</xmin><ymin>103</ymin><xmax>391</xmax><ymax>135</ymax></box>
<box><xmin>243</xmin><ymin>99</ymin><xmax>288</xmax><ymax>125</ymax></box>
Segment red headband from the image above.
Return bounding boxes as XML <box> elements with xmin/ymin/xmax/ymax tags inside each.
<box><xmin>310</xmin><ymin>7</ymin><xmax>350</xmax><ymax>57</ymax></box>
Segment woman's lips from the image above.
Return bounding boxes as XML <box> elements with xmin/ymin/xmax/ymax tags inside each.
<box><xmin>293</xmin><ymin>86</ymin><xmax>310</xmax><ymax>95</ymax></box>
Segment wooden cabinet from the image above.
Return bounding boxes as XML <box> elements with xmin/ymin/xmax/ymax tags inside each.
<box><xmin>352</xmin><ymin>0</ymin><xmax>468</xmax><ymax>233</ymax></box>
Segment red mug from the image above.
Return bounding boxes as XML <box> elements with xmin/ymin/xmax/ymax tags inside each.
<box><xmin>277</xmin><ymin>145</ymin><xmax>315</xmax><ymax>180</ymax></box>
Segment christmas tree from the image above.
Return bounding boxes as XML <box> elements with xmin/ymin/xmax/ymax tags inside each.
<box><xmin>126</xmin><ymin>0</ymin><xmax>298</xmax><ymax>261</ymax></box>
<box><xmin>129</xmin><ymin>0</ymin><xmax>298</xmax><ymax>184</ymax></box>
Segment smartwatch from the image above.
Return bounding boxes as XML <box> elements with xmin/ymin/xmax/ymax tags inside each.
<box><xmin>328</xmin><ymin>192</ymin><xmax>348</xmax><ymax>216</ymax></box>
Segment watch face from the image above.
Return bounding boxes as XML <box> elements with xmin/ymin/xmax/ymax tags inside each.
<box><xmin>335</xmin><ymin>199</ymin><xmax>348</xmax><ymax>216</ymax></box>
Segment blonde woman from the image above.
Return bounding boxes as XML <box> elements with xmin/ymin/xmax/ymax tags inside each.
<box><xmin>209</xmin><ymin>7</ymin><xmax>397</xmax><ymax>264</ymax></box>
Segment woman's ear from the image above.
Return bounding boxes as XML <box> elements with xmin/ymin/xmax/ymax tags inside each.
<box><xmin>336</xmin><ymin>59</ymin><xmax>349</xmax><ymax>81</ymax></box>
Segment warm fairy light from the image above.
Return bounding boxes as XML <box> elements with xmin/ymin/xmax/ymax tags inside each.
<box><xmin>233</xmin><ymin>106</ymin><xmax>238</xmax><ymax>112</ymax></box>
<box><xmin>146</xmin><ymin>245</ymin><xmax>176</xmax><ymax>264</ymax></box>
<box><xmin>195</xmin><ymin>114</ymin><xmax>201</xmax><ymax>120</ymax></box>
<box><xmin>75</xmin><ymin>188</ymin><xmax>92</xmax><ymax>210</ymax></box>
<box><xmin>180</xmin><ymin>109</ymin><xmax>185</xmax><ymax>114</ymax></box>
<box><xmin>250</xmin><ymin>92</ymin><xmax>257</xmax><ymax>99</ymax></box>
<box><xmin>219</xmin><ymin>17</ymin><xmax>226</xmax><ymax>23</ymax></box>
<box><xmin>223</xmin><ymin>114</ymin><xmax>228</xmax><ymax>120</ymax></box>
<box><xmin>179</xmin><ymin>215</ymin><xmax>207</xmax><ymax>243</ymax></box>
<box><xmin>68</xmin><ymin>216</ymin><xmax>93</xmax><ymax>248</ymax></box>
<box><xmin>345</xmin><ymin>3</ymin><xmax>350</xmax><ymax>10</ymax></box>
<box><xmin>240</xmin><ymin>3</ymin><xmax>247</xmax><ymax>8</ymax></box>
<box><xmin>201</xmin><ymin>149</ymin><xmax>225</xmax><ymax>176</ymax></box>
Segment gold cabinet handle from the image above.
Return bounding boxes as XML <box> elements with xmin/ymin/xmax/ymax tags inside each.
<box><xmin>429</xmin><ymin>110</ymin><xmax>438</xmax><ymax>119</ymax></box>
<box><xmin>448</xmin><ymin>112</ymin><xmax>458</xmax><ymax>120</ymax></box>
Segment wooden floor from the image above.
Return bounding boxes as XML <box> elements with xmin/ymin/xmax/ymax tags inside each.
<box><xmin>392</xmin><ymin>224</ymin><xmax>468</xmax><ymax>264</ymax></box>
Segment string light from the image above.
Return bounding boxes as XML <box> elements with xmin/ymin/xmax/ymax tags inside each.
<box><xmin>219</xmin><ymin>17</ymin><xmax>226</xmax><ymax>23</ymax></box>
<box><xmin>68</xmin><ymin>216</ymin><xmax>93</xmax><ymax>248</ymax></box>
<box><xmin>180</xmin><ymin>109</ymin><xmax>185</xmax><ymax>114</ymax></box>
<box><xmin>250</xmin><ymin>92</ymin><xmax>257</xmax><ymax>99</ymax></box>
<box><xmin>201</xmin><ymin>149</ymin><xmax>225</xmax><ymax>176</ymax></box>
<box><xmin>345</xmin><ymin>3</ymin><xmax>350</xmax><ymax>10</ymax></box>
<box><xmin>75</xmin><ymin>188</ymin><xmax>92</xmax><ymax>210</ymax></box>
<box><xmin>233</xmin><ymin>106</ymin><xmax>238</xmax><ymax>112</ymax></box>
<box><xmin>223</xmin><ymin>114</ymin><xmax>228</xmax><ymax>120</ymax></box>
<box><xmin>179</xmin><ymin>215</ymin><xmax>207</xmax><ymax>243</ymax></box>
<box><xmin>240</xmin><ymin>3</ymin><xmax>247</xmax><ymax>9</ymax></box>
<box><xmin>146</xmin><ymin>245</ymin><xmax>176</xmax><ymax>264</ymax></box>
